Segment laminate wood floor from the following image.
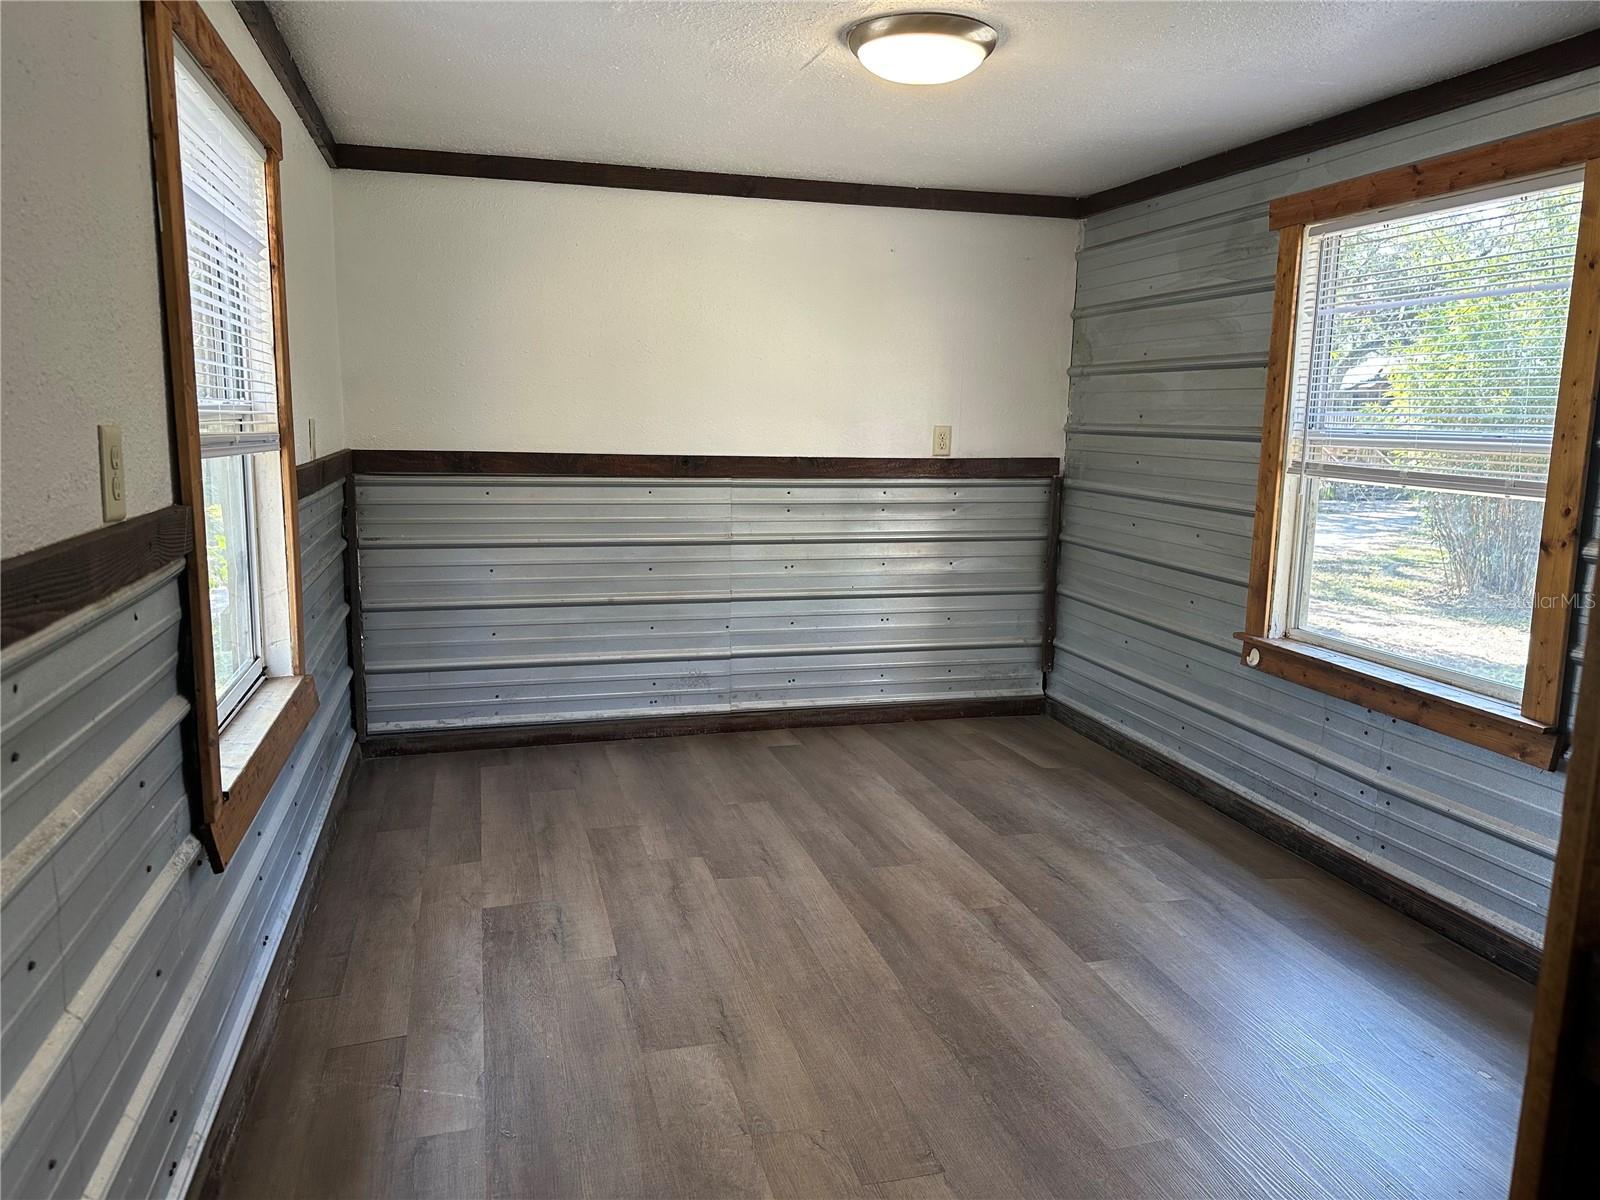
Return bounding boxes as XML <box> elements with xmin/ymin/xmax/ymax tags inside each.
<box><xmin>217</xmin><ymin>716</ymin><xmax>1534</xmax><ymax>1199</ymax></box>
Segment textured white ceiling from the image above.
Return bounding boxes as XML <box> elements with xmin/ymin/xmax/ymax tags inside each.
<box><xmin>268</xmin><ymin>0</ymin><xmax>1599</xmax><ymax>195</ymax></box>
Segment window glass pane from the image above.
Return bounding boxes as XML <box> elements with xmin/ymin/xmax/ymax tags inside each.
<box><xmin>1291</xmin><ymin>179</ymin><xmax>1582</xmax><ymax>496</ymax></box>
<box><xmin>1295</xmin><ymin>479</ymin><xmax>1541</xmax><ymax>695</ymax></box>
<box><xmin>204</xmin><ymin>454</ymin><xmax>258</xmax><ymax>704</ymax></box>
<box><xmin>177</xmin><ymin>47</ymin><xmax>279</xmax><ymax>720</ymax></box>
<box><xmin>175</xmin><ymin>51</ymin><xmax>279</xmax><ymax>457</ymax></box>
<box><xmin>1283</xmin><ymin>177</ymin><xmax>1584</xmax><ymax>701</ymax></box>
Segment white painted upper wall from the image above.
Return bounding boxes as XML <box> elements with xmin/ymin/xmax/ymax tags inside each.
<box><xmin>334</xmin><ymin>171</ymin><xmax>1078</xmax><ymax>459</ymax></box>
<box><xmin>1</xmin><ymin>1</ymin><xmax>171</xmax><ymax>557</ymax></box>
<box><xmin>0</xmin><ymin>0</ymin><xmax>1076</xmax><ymax>562</ymax></box>
<box><xmin>0</xmin><ymin>0</ymin><xmax>346</xmax><ymax>558</ymax></box>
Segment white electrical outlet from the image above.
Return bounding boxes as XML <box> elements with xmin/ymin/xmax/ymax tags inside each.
<box><xmin>99</xmin><ymin>424</ymin><xmax>126</xmax><ymax>522</ymax></box>
<box><xmin>932</xmin><ymin>425</ymin><xmax>952</xmax><ymax>457</ymax></box>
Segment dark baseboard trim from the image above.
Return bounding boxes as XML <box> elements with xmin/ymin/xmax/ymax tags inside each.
<box><xmin>295</xmin><ymin>448</ymin><xmax>353</xmax><ymax>498</ymax></box>
<box><xmin>350</xmin><ymin>449</ymin><xmax>1060</xmax><ymax>480</ymax></box>
<box><xmin>363</xmin><ymin>696</ymin><xmax>1045</xmax><ymax>757</ymax></box>
<box><xmin>1045</xmin><ymin>698</ymin><xmax>1543</xmax><ymax>983</ymax></box>
<box><xmin>1078</xmin><ymin>28</ymin><xmax>1600</xmax><ymax>215</ymax></box>
<box><xmin>334</xmin><ymin>144</ymin><xmax>1079</xmax><ymax>219</ymax></box>
<box><xmin>188</xmin><ymin>738</ymin><xmax>362</xmax><ymax>1200</ymax></box>
<box><xmin>1</xmin><ymin>506</ymin><xmax>192</xmax><ymax>648</ymax></box>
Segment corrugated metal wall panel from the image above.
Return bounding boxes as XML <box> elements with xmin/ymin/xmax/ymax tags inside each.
<box><xmin>357</xmin><ymin>475</ymin><xmax>1049</xmax><ymax>730</ymax></box>
<box><xmin>0</xmin><ymin>480</ymin><xmax>355</xmax><ymax>1199</ymax></box>
<box><xmin>1048</xmin><ymin>70</ymin><xmax>1600</xmax><ymax>945</ymax></box>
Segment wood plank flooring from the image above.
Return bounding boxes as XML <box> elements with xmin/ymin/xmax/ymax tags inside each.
<box><xmin>217</xmin><ymin>716</ymin><xmax>1534</xmax><ymax>1199</ymax></box>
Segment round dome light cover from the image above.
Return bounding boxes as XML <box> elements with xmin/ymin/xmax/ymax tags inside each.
<box><xmin>847</xmin><ymin>13</ymin><xmax>998</xmax><ymax>86</ymax></box>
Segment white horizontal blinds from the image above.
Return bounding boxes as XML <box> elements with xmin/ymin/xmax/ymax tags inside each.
<box><xmin>1287</xmin><ymin>177</ymin><xmax>1583</xmax><ymax>499</ymax></box>
<box><xmin>175</xmin><ymin>54</ymin><xmax>278</xmax><ymax>459</ymax></box>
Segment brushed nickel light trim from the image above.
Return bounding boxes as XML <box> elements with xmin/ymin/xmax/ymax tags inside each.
<box><xmin>846</xmin><ymin>13</ymin><xmax>998</xmax><ymax>85</ymax></box>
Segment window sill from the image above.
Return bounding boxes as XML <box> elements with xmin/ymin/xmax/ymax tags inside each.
<box><xmin>1234</xmin><ymin>634</ymin><xmax>1560</xmax><ymax>770</ymax></box>
<box><xmin>207</xmin><ymin>674</ymin><xmax>319</xmax><ymax>864</ymax></box>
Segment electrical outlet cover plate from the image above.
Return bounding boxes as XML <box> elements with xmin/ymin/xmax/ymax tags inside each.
<box><xmin>98</xmin><ymin>424</ymin><xmax>126</xmax><ymax>521</ymax></box>
<box><xmin>933</xmin><ymin>425</ymin><xmax>952</xmax><ymax>457</ymax></box>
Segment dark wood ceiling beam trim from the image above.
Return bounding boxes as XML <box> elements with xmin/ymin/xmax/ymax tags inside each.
<box><xmin>1078</xmin><ymin>27</ymin><xmax>1600</xmax><ymax>217</ymax></box>
<box><xmin>228</xmin><ymin>0</ymin><xmax>1076</xmax><ymax>217</ymax></box>
<box><xmin>229</xmin><ymin>6</ymin><xmax>1597</xmax><ymax>221</ymax></box>
<box><xmin>231</xmin><ymin>1</ymin><xmax>337</xmax><ymax>166</ymax></box>
<box><xmin>333</xmin><ymin>144</ymin><xmax>1081</xmax><ymax>218</ymax></box>
<box><xmin>351</xmin><ymin>450</ymin><xmax>1061</xmax><ymax>480</ymax></box>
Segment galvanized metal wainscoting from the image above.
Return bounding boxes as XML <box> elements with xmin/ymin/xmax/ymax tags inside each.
<box><xmin>0</xmin><ymin>481</ymin><xmax>355</xmax><ymax>1199</ymax></box>
<box><xmin>1050</xmin><ymin>71</ymin><xmax>1600</xmax><ymax>947</ymax></box>
<box><xmin>355</xmin><ymin>473</ymin><xmax>1051</xmax><ymax>733</ymax></box>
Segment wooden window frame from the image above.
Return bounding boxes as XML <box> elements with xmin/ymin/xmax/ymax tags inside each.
<box><xmin>1239</xmin><ymin>116</ymin><xmax>1600</xmax><ymax>771</ymax></box>
<box><xmin>143</xmin><ymin>0</ymin><xmax>315</xmax><ymax>867</ymax></box>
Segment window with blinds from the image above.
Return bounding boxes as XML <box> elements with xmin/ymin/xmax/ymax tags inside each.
<box><xmin>1281</xmin><ymin>173</ymin><xmax>1583</xmax><ymax>701</ymax></box>
<box><xmin>177</xmin><ymin>54</ymin><xmax>279</xmax><ymax>456</ymax></box>
<box><xmin>176</xmin><ymin>50</ymin><xmax>277</xmax><ymax>720</ymax></box>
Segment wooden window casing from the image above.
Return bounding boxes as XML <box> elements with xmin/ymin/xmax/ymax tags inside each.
<box><xmin>142</xmin><ymin>0</ymin><xmax>314</xmax><ymax>867</ymax></box>
<box><xmin>1240</xmin><ymin>116</ymin><xmax>1600</xmax><ymax>770</ymax></box>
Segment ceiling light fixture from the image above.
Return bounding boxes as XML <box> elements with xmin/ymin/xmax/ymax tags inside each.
<box><xmin>847</xmin><ymin>13</ymin><xmax>998</xmax><ymax>86</ymax></box>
